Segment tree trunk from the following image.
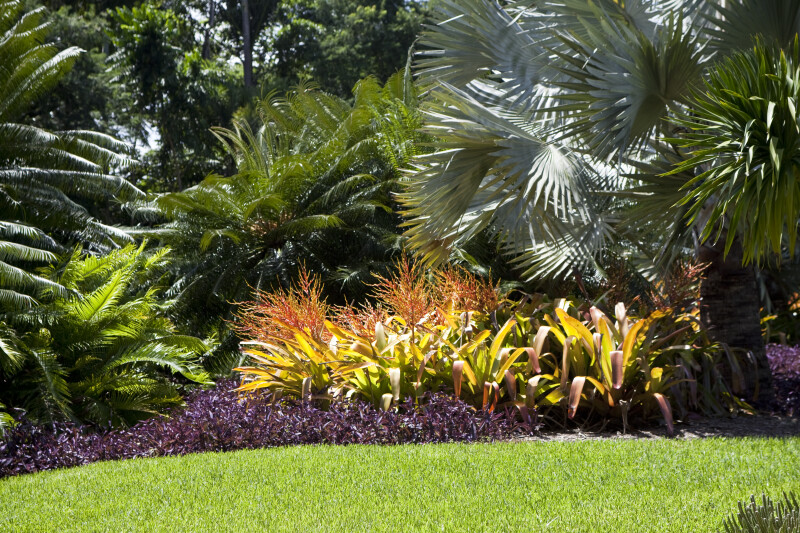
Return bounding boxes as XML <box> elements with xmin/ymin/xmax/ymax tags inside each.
<box><xmin>202</xmin><ymin>0</ymin><xmax>216</xmax><ymax>60</ymax></box>
<box><xmin>697</xmin><ymin>237</ymin><xmax>774</xmax><ymax>406</ymax></box>
<box><xmin>242</xmin><ymin>0</ymin><xmax>253</xmax><ymax>87</ymax></box>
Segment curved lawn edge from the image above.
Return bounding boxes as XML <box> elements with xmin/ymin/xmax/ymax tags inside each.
<box><xmin>2</xmin><ymin>437</ymin><xmax>799</xmax><ymax>532</ymax></box>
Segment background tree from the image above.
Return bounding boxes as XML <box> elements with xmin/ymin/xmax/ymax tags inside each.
<box><xmin>270</xmin><ymin>0</ymin><xmax>429</xmax><ymax>97</ymax></box>
<box><xmin>109</xmin><ymin>2</ymin><xmax>244</xmax><ymax>191</ymax></box>
<box><xmin>20</xmin><ymin>0</ymin><xmax>430</xmax><ymax>191</ymax></box>
<box><xmin>219</xmin><ymin>0</ymin><xmax>279</xmax><ymax>87</ymax></box>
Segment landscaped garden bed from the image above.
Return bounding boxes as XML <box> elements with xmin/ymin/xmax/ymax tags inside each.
<box><xmin>3</xmin><ymin>353</ymin><xmax>798</xmax><ymax>479</ymax></box>
<box><xmin>5</xmin><ymin>0</ymin><xmax>800</xmax><ymax>531</ymax></box>
<box><xmin>3</xmin><ymin>264</ymin><xmax>799</xmax><ymax>479</ymax></box>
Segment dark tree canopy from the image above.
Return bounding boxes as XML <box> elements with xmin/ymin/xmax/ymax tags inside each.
<box><xmin>270</xmin><ymin>0</ymin><xmax>429</xmax><ymax>96</ymax></box>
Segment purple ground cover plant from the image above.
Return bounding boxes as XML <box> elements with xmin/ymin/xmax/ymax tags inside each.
<box><xmin>0</xmin><ymin>382</ymin><xmax>527</xmax><ymax>478</ymax></box>
<box><xmin>766</xmin><ymin>344</ymin><xmax>800</xmax><ymax>416</ymax></box>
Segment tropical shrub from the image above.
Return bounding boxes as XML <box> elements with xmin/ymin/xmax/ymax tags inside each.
<box><xmin>236</xmin><ymin>264</ymin><xmax>749</xmax><ymax>434</ymax></box>
<box><xmin>722</xmin><ymin>493</ymin><xmax>800</xmax><ymax>533</ymax></box>
<box><xmin>0</xmin><ymin>244</ymin><xmax>210</xmax><ymax>427</ymax></box>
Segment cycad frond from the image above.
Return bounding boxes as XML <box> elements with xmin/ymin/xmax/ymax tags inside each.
<box><xmin>0</xmin><ymin>243</ymin><xmax>210</xmax><ymax>426</ymax></box>
<box><xmin>134</xmin><ymin>79</ymin><xmax>419</xmax><ymax>368</ymax></box>
<box><xmin>0</xmin><ymin>0</ymin><xmax>138</xmax><ymax>309</ymax></box>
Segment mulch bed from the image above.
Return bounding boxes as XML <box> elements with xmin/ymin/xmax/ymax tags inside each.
<box><xmin>522</xmin><ymin>414</ymin><xmax>800</xmax><ymax>442</ymax></box>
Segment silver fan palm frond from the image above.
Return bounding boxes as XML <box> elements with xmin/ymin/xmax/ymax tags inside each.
<box><xmin>402</xmin><ymin>0</ymin><xmax>767</xmax><ymax>280</ymax></box>
<box><xmin>705</xmin><ymin>0</ymin><xmax>800</xmax><ymax>55</ymax></box>
<box><xmin>399</xmin><ymin>79</ymin><xmax>591</xmax><ymax>268</ymax></box>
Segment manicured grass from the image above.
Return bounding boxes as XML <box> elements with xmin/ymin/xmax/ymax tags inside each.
<box><xmin>2</xmin><ymin>438</ymin><xmax>799</xmax><ymax>532</ymax></box>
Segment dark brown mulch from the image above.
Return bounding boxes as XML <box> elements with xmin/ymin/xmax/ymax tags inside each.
<box><xmin>516</xmin><ymin>415</ymin><xmax>800</xmax><ymax>442</ymax></box>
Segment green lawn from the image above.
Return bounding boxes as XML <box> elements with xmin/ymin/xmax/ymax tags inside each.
<box><xmin>2</xmin><ymin>438</ymin><xmax>799</xmax><ymax>532</ymax></box>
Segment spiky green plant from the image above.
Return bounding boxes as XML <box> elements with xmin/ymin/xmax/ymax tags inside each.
<box><xmin>722</xmin><ymin>493</ymin><xmax>800</xmax><ymax>533</ymax></box>
<box><xmin>671</xmin><ymin>39</ymin><xmax>800</xmax><ymax>264</ymax></box>
<box><xmin>0</xmin><ymin>243</ymin><xmax>211</xmax><ymax>427</ymax></box>
<box><xmin>0</xmin><ymin>0</ymin><xmax>139</xmax><ymax>311</ymax></box>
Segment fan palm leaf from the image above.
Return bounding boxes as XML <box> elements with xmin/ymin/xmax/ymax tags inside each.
<box><xmin>403</xmin><ymin>0</ymin><xmax>800</xmax><ymax>278</ymax></box>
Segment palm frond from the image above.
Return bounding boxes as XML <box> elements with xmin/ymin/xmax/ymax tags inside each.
<box><xmin>705</xmin><ymin>0</ymin><xmax>800</xmax><ymax>54</ymax></box>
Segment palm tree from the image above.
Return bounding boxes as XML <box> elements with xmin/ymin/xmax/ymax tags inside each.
<box><xmin>132</xmin><ymin>73</ymin><xmax>422</xmax><ymax>371</ymax></box>
<box><xmin>0</xmin><ymin>0</ymin><xmax>139</xmax><ymax>310</ymax></box>
<box><xmin>401</xmin><ymin>0</ymin><xmax>800</xmax><ymax>397</ymax></box>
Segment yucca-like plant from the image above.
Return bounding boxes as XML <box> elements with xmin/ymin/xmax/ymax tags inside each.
<box><xmin>132</xmin><ymin>72</ymin><xmax>422</xmax><ymax>371</ymax></box>
<box><xmin>0</xmin><ymin>0</ymin><xmax>139</xmax><ymax>311</ymax></box>
<box><xmin>0</xmin><ymin>243</ymin><xmax>211</xmax><ymax>427</ymax></box>
<box><xmin>672</xmin><ymin>40</ymin><xmax>800</xmax><ymax>264</ymax></box>
<box><xmin>722</xmin><ymin>493</ymin><xmax>800</xmax><ymax>533</ymax></box>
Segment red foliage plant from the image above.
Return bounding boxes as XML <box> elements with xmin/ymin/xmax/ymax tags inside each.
<box><xmin>649</xmin><ymin>260</ymin><xmax>709</xmax><ymax>313</ymax></box>
<box><xmin>433</xmin><ymin>267</ymin><xmax>501</xmax><ymax>314</ymax></box>
<box><xmin>234</xmin><ymin>259</ymin><xmax>506</xmax><ymax>343</ymax></box>
<box><xmin>596</xmin><ymin>258</ymin><xmax>636</xmax><ymax>309</ymax></box>
<box><xmin>370</xmin><ymin>255</ymin><xmax>436</xmax><ymax>328</ymax></box>
<box><xmin>234</xmin><ymin>268</ymin><xmax>331</xmax><ymax>342</ymax></box>
<box><xmin>332</xmin><ymin>302</ymin><xmax>388</xmax><ymax>339</ymax></box>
